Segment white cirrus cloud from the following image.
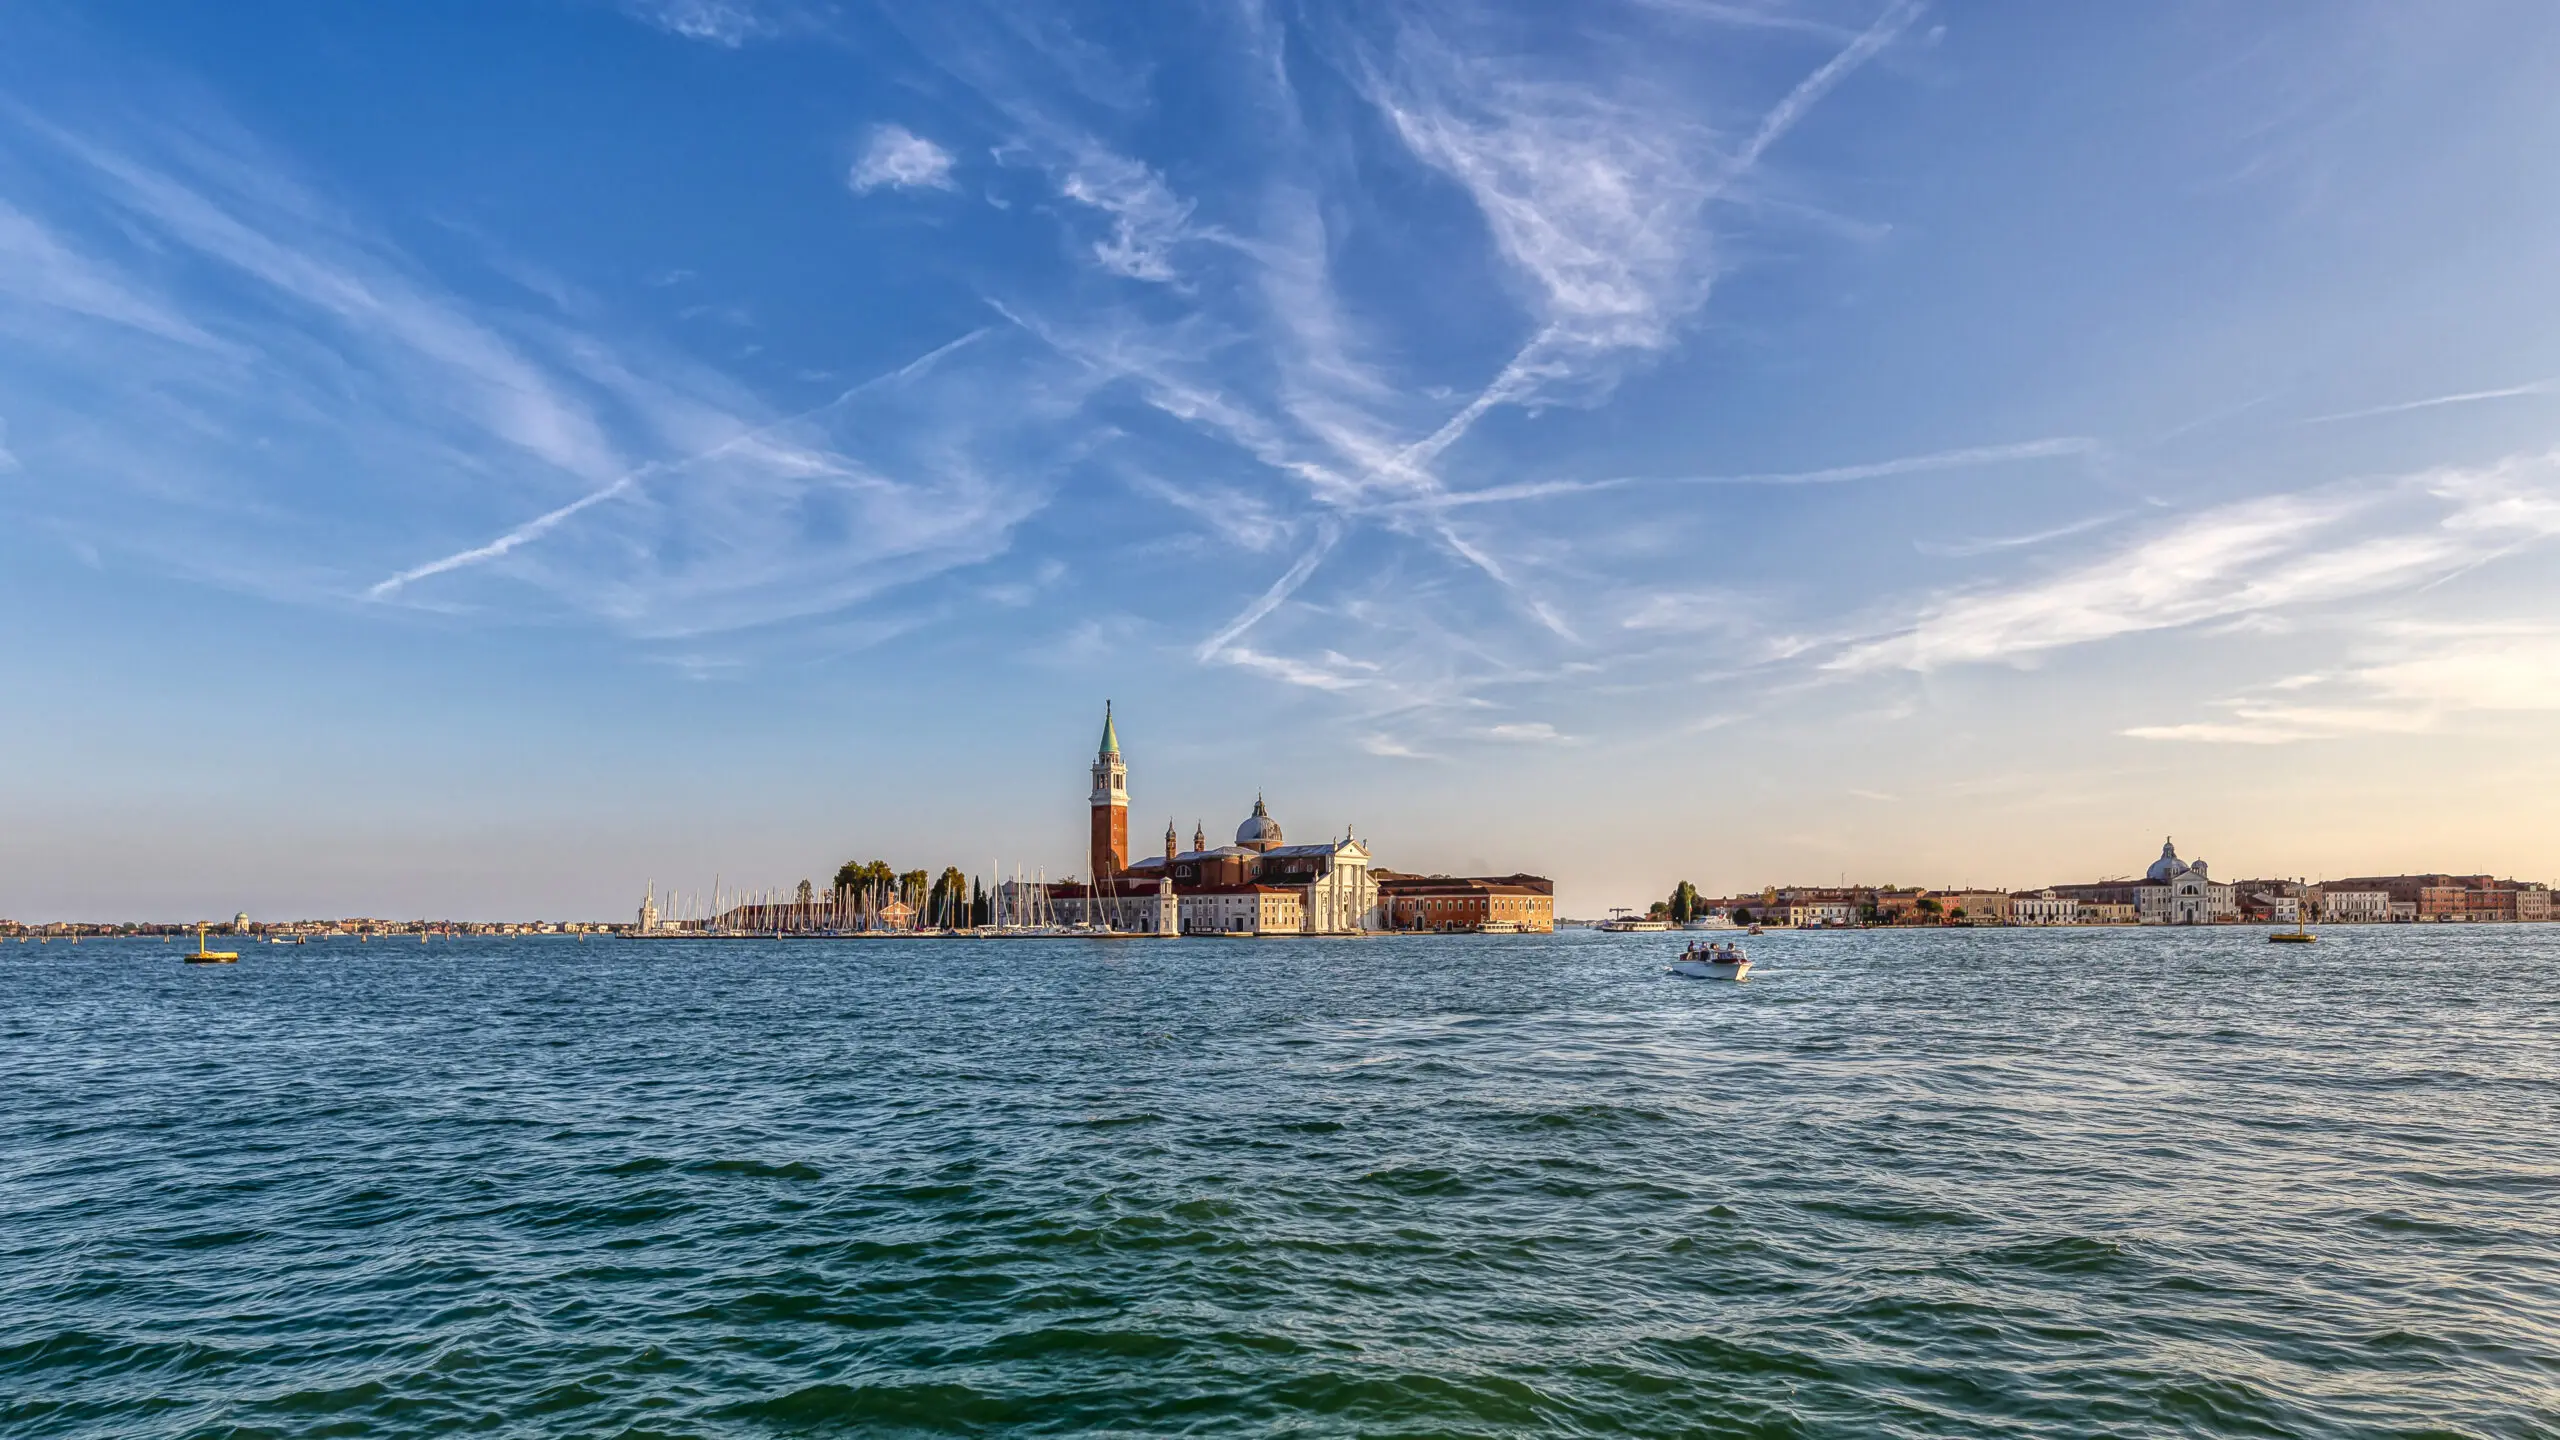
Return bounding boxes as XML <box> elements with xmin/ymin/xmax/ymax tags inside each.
<box><xmin>849</xmin><ymin>125</ymin><xmax>958</xmax><ymax>194</ymax></box>
<box><xmin>0</xmin><ymin>198</ymin><xmax>229</xmax><ymax>351</ymax></box>
<box><xmin>1371</xmin><ymin>0</ymin><xmax>1922</xmax><ymax>475</ymax></box>
<box><xmin>2126</xmin><ymin>625</ymin><xmax>2560</xmax><ymax>744</ymax></box>
<box><xmin>1051</xmin><ymin>145</ymin><xmax>1200</xmax><ymax>283</ymax></box>
<box><xmin>1360</xmin><ymin>733</ymin><xmax>1430</xmax><ymax>759</ymax></box>
<box><xmin>622</xmin><ymin>0</ymin><xmax>781</xmax><ymax>47</ymax></box>
<box><xmin>1831</xmin><ymin>450</ymin><xmax>2560</xmax><ymax>674</ymax></box>
<box><xmin>1203</xmin><ymin>643</ymin><xmax>1375</xmax><ymax>692</ymax></box>
<box><xmin>0</xmin><ymin>96</ymin><xmax>1088</xmax><ymax>639</ymax></box>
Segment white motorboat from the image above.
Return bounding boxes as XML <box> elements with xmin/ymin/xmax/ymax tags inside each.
<box><xmin>1682</xmin><ymin>914</ymin><xmax>1739</xmax><ymax>931</ymax></box>
<box><xmin>1667</xmin><ymin>939</ymin><xmax>1749</xmax><ymax>980</ymax></box>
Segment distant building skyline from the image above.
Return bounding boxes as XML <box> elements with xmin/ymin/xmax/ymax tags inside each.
<box><xmin>2</xmin><ymin>6</ymin><xmax>2557</xmax><ymax>920</ymax></box>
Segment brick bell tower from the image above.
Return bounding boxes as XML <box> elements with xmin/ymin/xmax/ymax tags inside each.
<box><xmin>1089</xmin><ymin>701</ymin><xmax>1129</xmax><ymax>880</ymax></box>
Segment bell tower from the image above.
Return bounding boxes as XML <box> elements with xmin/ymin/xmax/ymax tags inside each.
<box><xmin>1089</xmin><ymin>702</ymin><xmax>1129</xmax><ymax>879</ymax></box>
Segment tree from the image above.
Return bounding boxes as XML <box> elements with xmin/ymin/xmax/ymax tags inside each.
<box><xmin>970</xmin><ymin>876</ymin><xmax>989</xmax><ymax>928</ymax></box>
<box><xmin>929</xmin><ymin>866</ymin><xmax>969</xmax><ymax>927</ymax></box>
<box><xmin>835</xmin><ymin>859</ymin><xmax>893</xmax><ymax>894</ymax></box>
<box><xmin>1648</xmin><ymin>900</ymin><xmax>1670</xmax><ymax>918</ymax></box>
<box><xmin>1731</xmin><ymin>907</ymin><xmax>1753</xmax><ymax>925</ymax></box>
<box><xmin>1668</xmin><ymin>881</ymin><xmax>1702</xmax><ymax>925</ymax></box>
<box><xmin>900</xmin><ymin>870</ymin><xmax>931</xmax><ymax>911</ymax></box>
<box><xmin>796</xmin><ymin>879</ymin><xmax>814</xmax><ymax>906</ymax></box>
<box><xmin>1947</xmin><ymin>906</ymin><xmax>1967</xmax><ymax>923</ymax></box>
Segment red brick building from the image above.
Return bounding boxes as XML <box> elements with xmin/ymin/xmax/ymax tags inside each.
<box><xmin>1377</xmin><ymin>874</ymin><xmax>1555</xmax><ymax>932</ymax></box>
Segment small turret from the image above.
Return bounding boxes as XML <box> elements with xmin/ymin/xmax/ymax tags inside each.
<box><xmin>1165</xmin><ymin>819</ymin><xmax>1178</xmax><ymax>861</ymax></box>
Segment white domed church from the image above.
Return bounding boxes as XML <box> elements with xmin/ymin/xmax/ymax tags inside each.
<box><xmin>1058</xmin><ymin>707</ymin><xmax>1382</xmax><ymax>935</ymax></box>
<box><xmin>2136</xmin><ymin>839</ymin><xmax>2236</xmax><ymax>924</ymax></box>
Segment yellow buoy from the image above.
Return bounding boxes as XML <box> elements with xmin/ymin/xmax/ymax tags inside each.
<box><xmin>184</xmin><ymin>925</ymin><xmax>238</xmax><ymax>965</ymax></box>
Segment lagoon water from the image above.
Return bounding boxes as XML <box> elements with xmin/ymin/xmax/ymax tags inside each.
<box><xmin>5</xmin><ymin>927</ymin><xmax>2557</xmax><ymax>1437</ymax></box>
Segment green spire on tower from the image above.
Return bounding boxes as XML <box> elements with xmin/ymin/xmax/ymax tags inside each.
<box><xmin>1099</xmin><ymin>700</ymin><xmax>1119</xmax><ymax>756</ymax></box>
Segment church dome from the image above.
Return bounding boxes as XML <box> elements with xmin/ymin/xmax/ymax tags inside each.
<box><xmin>2145</xmin><ymin>838</ymin><xmax>2188</xmax><ymax>883</ymax></box>
<box><xmin>1236</xmin><ymin>795</ymin><xmax>1283</xmax><ymax>852</ymax></box>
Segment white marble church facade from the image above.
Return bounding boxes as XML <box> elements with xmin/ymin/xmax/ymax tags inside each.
<box><xmin>2134</xmin><ymin>839</ymin><xmax>2237</xmax><ymax>924</ymax></box>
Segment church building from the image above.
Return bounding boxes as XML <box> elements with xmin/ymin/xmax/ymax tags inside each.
<box><xmin>2048</xmin><ymin>838</ymin><xmax>2238</xmax><ymax>925</ymax></box>
<box><xmin>2132</xmin><ymin>838</ymin><xmax>2237</xmax><ymax>924</ymax></box>
<box><xmin>1055</xmin><ymin>704</ymin><xmax>1381</xmax><ymax>935</ymax></box>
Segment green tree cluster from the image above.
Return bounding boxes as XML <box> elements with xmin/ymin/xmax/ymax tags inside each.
<box><xmin>926</xmin><ymin>866</ymin><xmax>971</xmax><ymax>926</ymax></box>
<box><xmin>834</xmin><ymin>859</ymin><xmax>896</xmax><ymax>894</ymax></box>
<box><xmin>832</xmin><ymin>857</ymin><xmax>1008</xmax><ymax>928</ymax></box>
<box><xmin>1665</xmin><ymin>881</ymin><xmax>1703</xmax><ymax>924</ymax></box>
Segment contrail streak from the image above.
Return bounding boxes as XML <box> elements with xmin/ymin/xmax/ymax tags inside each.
<box><xmin>366</xmin><ymin>327</ymin><xmax>990</xmax><ymax>600</ymax></box>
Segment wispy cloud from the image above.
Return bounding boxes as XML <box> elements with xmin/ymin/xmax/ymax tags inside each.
<box><xmin>367</xmin><ymin>476</ymin><xmax>638</xmax><ymax>599</ymax></box>
<box><xmin>1004</xmin><ymin>1</ymin><xmax>1928</xmax><ymax>705</ymax></box>
<box><xmin>1677</xmin><ymin>436</ymin><xmax>2097</xmax><ymax>489</ymax></box>
<box><xmin>1360</xmin><ymin>732</ymin><xmax>1431</xmax><ymax>759</ymax></box>
<box><xmin>620</xmin><ymin>0</ymin><xmax>786</xmax><ymax>47</ymax></box>
<box><xmin>1033</xmin><ymin>142</ymin><xmax>1209</xmax><ymax>284</ymax></box>
<box><xmin>1913</xmin><ymin>508</ymin><xmax>2131</xmax><ymax>558</ymax></box>
<box><xmin>1627</xmin><ymin>0</ymin><xmax>1866</xmax><ymax>41</ymax></box>
<box><xmin>1731</xmin><ymin>0</ymin><xmax>1922</xmax><ymax>174</ymax></box>
<box><xmin>2298</xmin><ymin>379</ymin><xmax>2560</xmax><ymax>425</ymax></box>
<box><xmin>0</xmin><ymin>88</ymin><xmax>1078</xmax><ymax>639</ymax></box>
<box><xmin>1196</xmin><ymin>520</ymin><xmax>1343</xmax><ymax>659</ymax></box>
<box><xmin>0</xmin><ymin>198</ymin><xmax>229</xmax><ymax>350</ymax></box>
<box><xmin>1369</xmin><ymin>0</ymin><xmax>1921</xmax><ymax>470</ymax></box>
<box><xmin>52</xmin><ymin>129</ymin><xmax>627</xmax><ymax>483</ymax></box>
<box><xmin>1210</xmin><ymin>644</ymin><xmax>1377</xmax><ymax>692</ymax></box>
<box><xmin>849</xmin><ymin>125</ymin><xmax>957</xmax><ymax>194</ymax></box>
<box><xmin>1393</xmin><ymin>436</ymin><xmax>2098</xmax><ymax>513</ymax></box>
<box><xmin>2127</xmin><ymin>624</ymin><xmax>2560</xmax><ymax>743</ymax></box>
<box><xmin>1834</xmin><ymin>450</ymin><xmax>2560</xmax><ymax>673</ymax></box>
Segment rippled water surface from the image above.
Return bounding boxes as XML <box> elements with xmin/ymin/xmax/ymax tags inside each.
<box><xmin>6</xmin><ymin>928</ymin><xmax>2559</xmax><ymax>1437</ymax></box>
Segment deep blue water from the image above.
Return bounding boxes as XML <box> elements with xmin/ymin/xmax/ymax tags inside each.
<box><xmin>4</xmin><ymin>927</ymin><xmax>2557</xmax><ymax>1438</ymax></box>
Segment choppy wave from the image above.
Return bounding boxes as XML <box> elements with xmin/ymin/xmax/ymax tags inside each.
<box><xmin>5</xmin><ymin>927</ymin><xmax>2558</xmax><ymax>1436</ymax></box>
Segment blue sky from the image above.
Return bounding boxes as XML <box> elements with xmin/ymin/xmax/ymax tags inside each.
<box><xmin>5</xmin><ymin>0</ymin><xmax>2559</xmax><ymax>920</ymax></box>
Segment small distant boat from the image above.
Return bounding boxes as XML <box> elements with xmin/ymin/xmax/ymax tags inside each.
<box><xmin>184</xmin><ymin>926</ymin><xmax>238</xmax><ymax>965</ymax></box>
<box><xmin>1683</xmin><ymin>914</ymin><xmax>1739</xmax><ymax>931</ymax></box>
<box><xmin>1668</xmin><ymin>940</ymin><xmax>1750</xmax><ymax>980</ymax></box>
